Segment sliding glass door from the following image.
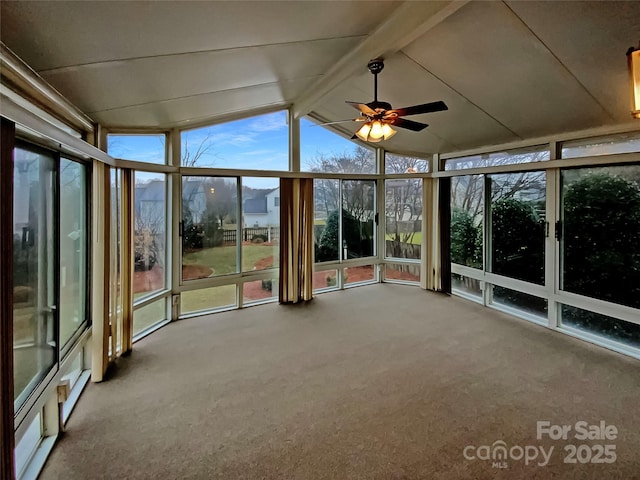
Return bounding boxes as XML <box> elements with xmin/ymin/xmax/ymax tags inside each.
<box><xmin>13</xmin><ymin>145</ymin><xmax>57</xmax><ymax>410</ymax></box>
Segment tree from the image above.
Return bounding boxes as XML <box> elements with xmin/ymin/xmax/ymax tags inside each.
<box><xmin>385</xmin><ymin>154</ymin><xmax>427</xmax><ymax>174</ymax></box>
<box><xmin>307</xmin><ymin>146</ymin><xmax>375</xmax><ymax>175</ymax></box>
<box><xmin>181</xmin><ymin>132</ymin><xmax>218</xmax><ymax>167</ymax></box>
<box><xmin>134</xmin><ymin>184</ymin><xmax>165</xmax><ymax>271</ymax></box>
<box><xmin>310</xmin><ymin>147</ymin><xmax>375</xmax><ymax>216</ymax></box>
<box><xmin>385</xmin><ymin>178</ymin><xmax>422</xmax><ymax>259</ymax></box>
<box><xmin>315</xmin><ymin>208</ymin><xmax>372</xmax><ymax>262</ymax></box>
<box><xmin>450</xmin><ymin>170</ymin><xmax>546</xmax><ymax>272</ymax></box>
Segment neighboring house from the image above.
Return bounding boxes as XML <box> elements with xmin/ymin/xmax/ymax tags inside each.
<box><xmin>182</xmin><ymin>180</ymin><xmax>207</xmax><ymax>222</ymax></box>
<box><xmin>243</xmin><ymin>187</ymin><xmax>280</xmax><ymax>227</ymax></box>
<box><xmin>135</xmin><ymin>179</ymin><xmax>208</xmax><ymax>223</ymax></box>
<box><xmin>134</xmin><ymin>180</ymin><xmax>166</xmax><ymax>224</ymax></box>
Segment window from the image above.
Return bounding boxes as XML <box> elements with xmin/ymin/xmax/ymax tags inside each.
<box><xmin>561</xmin><ymin>305</ymin><xmax>640</xmax><ymax>349</ymax></box>
<box><xmin>181</xmin><ymin>111</ymin><xmax>289</xmax><ymax>170</ymax></box>
<box><xmin>313</xmin><ymin>268</ymin><xmax>339</xmax><ymax>292</ymax></box>
<box><xmin>452</xmin><ymin>274</ymin><xmax>483</xmax><ymax>300</ymax></box>
<box><xmin>13</xmin><ymin>145</ymin><xmax>57</xmax><ymax>410</ymax></box>
<box><xmin>385</xmin><ymin>263</ymin><xmax>420</xmax><ymax>284</ymax></box>
<box><xmin>561</xmin><ymin>131</ymin><xmax>640</xmax><ymax>159</ymax></box>
<box><xmin>241</xmin><ymin>177</ymin><xmax>279</xmax><ymax>273</ymax></box>
<box><xmin>181</xmin><ymin>285</ymin><xmax>236</xmax><ymax>314</ymax></box>
<box><xmin>109</xmin><ymin>169</ymin><xmax>123</xmax><ymax>354</ymax></box>
<box><xmin>133</xmin><ymin>298</ymin><xmax>167</xmax><ymax>338</ymax></box>
<box><xmin>314</xmin><ymin>179</ymin><xmax>340</xmax><ymax>263</ymax></box>
<box><xmin>489</xmin><ymin>171</ymin><xmax>546</xmax><ymax>285</ymax></box>
<box><xmin>301</xmin><ymin>117</ymin><xmax>376</xmax><ymax>173</ymax></box>
<box><xmin>243</xmin><ymin>277</ymin><xmax>277</xmax><ymax>305</ymax></box>
<box><xmin>59</xmin><ymin>159</ymin><xmax>88</xmax><ymax>349</ymax></box>
<box><xmin>182</xmin><ymin>176</ymin><xmax>238</xmax><ymax>281</ymax></box>
<box><xmin>313</xmin><ymin>179</ymin><xmax>378</xmax><ymax>263</ymax></box>
<box><xmin>491</xmin><ymin>286</ymin><xmax>547</xmax><ymax>320</ymax></box>
<box><xmin>385</xmin><ymin>153</ymin><xmax>429</xmax><ymax>174</ymax></box>
<box><xmin>345</xmin><ymin>265</ymin><xmax>376</xmax><ymax>286</ymax></box>
<box><xmin>450</xmin><ymin>175</ymin><xmax>483</xmax><ymax>269</ymax></box>
<box><xmin>445</xmin><ymin>145</ymin><xmax>549</xmax><ymax>171</ymax></box>
<box><xmin>385</xmin><ymin>178</ymin><xmax>422</xmax><ymax>260</ymax></box>
<box><xmin>342</xmin><ymin>180</ymin><xmax>376</xmax><ymax>259</ymax></box>
<box><xmin>134</xmin><ymin>172</ymin><xmax>167</xmax><ymax>299</ymax></box>
<box><xmin>107</xmin><ymin>134</ymin><xmax>166</xmax><ymax>164</ymax></box>
<box><xmin>561</xmin><ymin>166</ymin><xmax>640</xmax><ymax>309</ymax></box>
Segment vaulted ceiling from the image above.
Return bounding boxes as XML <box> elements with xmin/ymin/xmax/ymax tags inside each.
<box><xmin>2</xmin><ymin>1</ymin><xmax>639</xmax><ymax>155</ymax></box>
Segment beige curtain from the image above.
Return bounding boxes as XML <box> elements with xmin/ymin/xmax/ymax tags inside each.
<box><xmin>279</xmin><ymin>178</ymin><xmax>314</xmax><ymax>303</ymax></box>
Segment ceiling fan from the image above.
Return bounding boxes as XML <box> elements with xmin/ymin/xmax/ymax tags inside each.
<box><xmin>325</xmin><ymin>59</ymin><xmax>448</xmax><ymax>142</ymax></box>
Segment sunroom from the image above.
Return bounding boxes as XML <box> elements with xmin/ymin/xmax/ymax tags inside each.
<box><xmin>1</xmin><ymin>1</ymin><xmax>640</xmax><ymax>479</ymax></box>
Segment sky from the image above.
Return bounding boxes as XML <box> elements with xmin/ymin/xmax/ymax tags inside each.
<box><xmin>107</xmin><ymin>111</ymin><xmax>361</xmax><ymax>189</ymax></box>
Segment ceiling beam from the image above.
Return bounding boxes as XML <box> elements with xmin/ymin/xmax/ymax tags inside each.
<box><xmin>292</xmin><ymin>0</ymin><xmax>470</xmax><ymax>118</ymax></box>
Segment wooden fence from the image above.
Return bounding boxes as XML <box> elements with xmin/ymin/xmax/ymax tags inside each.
<box><xmin>223</xmin><ymin>226</ymin><xmax>280</xmax><ymax>244</ymax></box>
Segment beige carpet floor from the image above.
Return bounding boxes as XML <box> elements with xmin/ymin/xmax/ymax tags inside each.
<box><xmin>41</xmin><ymin>284</ymin><xmax>640</xmax><ymax>479</ymax></box>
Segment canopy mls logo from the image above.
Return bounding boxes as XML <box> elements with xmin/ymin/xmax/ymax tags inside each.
<box><xmin>463</xmin><ymin>441</ymin><xmax>553</xmax><ymax>469</ymax></box>
<box><xmin>463</xmin><ymin>420</ymin><xmax>618</xmax><ymax>469</ymax></box>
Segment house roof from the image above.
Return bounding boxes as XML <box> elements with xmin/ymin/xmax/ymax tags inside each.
<box><xmin>2</xmin><ymin>1</ymin><xmax>639</xmax><ymax>156</ymax></box>
<box><xmin>182</xmin><ymin>180</ymin><xmax>204</xmax><ymax>201</ymax></box>
<box><xmin>244</xmin><ymin>198</ymin><xmax>268</xmax><ymax>215</ymax></box>
<box><xmin>243</xmin><ymin>187</ymin><xmax>279</xmax><ymax>214</ymax></box>
<box><xmin>135</xmin><ymin>180</ymin><xmax>165</xmax><ymax>204</ymax></box>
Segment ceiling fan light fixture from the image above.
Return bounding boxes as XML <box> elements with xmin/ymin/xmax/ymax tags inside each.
<box><xmin>381</xmin><ymin>122</ymin><xmax>397</xmax><ymax>140</ymax></box>
<box><xmin>628</xmin><ymin>45</ymin><xmax>640</xmax><ymax>119</ymax></box>
<box><xmin>355</xmin><ymin>120</ymin><xmax>396</xmax><ymax>143</ymax></box>
<box><xmin>369</xmin><ymin>120</ymin><xmax>385</xmax><ymax>140</ymax></box>
<box><xmin>355</xmin><ymin>122</ymin><xmax>372</xmax><ymax>142</ymax></box>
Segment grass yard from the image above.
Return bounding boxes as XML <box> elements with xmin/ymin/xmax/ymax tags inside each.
<box><xmin>385</xmin><ymin>232</ymin><xmax>422</xmax><ymax>245</ymax></box>
<box><xmin>131</xmin><ymin>244</ymin><xmax>279</xmax><ymax>323</ymax></box>
<box><xmin>183</xmin><ymin>243</ymin><xmax>279</xmax><ymax>275</ymax></box>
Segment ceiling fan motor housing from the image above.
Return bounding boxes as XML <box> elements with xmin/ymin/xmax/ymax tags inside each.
<box><xmin>367</xmin><ymin>59</ymin><xmax>385</xmax><ymax>75</ymax></box>
<box><xmin>367</xmin><ymin>101</ymin><xmax>393</xmax><ymax>113</ymax></box>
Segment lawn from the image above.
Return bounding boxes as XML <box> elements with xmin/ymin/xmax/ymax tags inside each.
<box><xmin>183</xmin><ymin>243</ymin><xmax>278</xmax><ymax>275</ymax></box>
<box><xmin>385</xmin><ymin>232</ymin><xmax>422</xmax><ymax>245</ymax></box>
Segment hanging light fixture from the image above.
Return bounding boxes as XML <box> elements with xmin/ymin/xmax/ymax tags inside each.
<box><xmin>627</xmin><ymin>45</ymin><xmax>640</xmax><ymax>119</ymax></box>
<box><xmin>355</xmin><ymin>120</ymin><xmax>397</xmax><ymax>143</ymax></box>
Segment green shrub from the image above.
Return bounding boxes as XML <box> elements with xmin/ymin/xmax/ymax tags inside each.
<box><xmin>491</xmin><ymin>197</ymin><xmax>544</xmax><ymax>284</ymax></box>
<box><xmin>563</xmin><ymin>173</ymin><xmax>640</xmax><ymax>309</ymax></box>
<box><xmin>252</xmin><ymin>234</ymin><xmax>268</xmax><ymax>243</ymax></box>
<box><xmin>450</xmin><ymin>208</ymin><xmax>481</xmax><ymax>268</ymax></box>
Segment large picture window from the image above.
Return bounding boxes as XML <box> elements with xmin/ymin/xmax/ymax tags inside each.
<box><xmin>181</xmin><ymin>111</ymin><xmax>289</xmax><ymax>170</ymax></box>
<box><xmin>561</xmin><ymin>166</ymin><xmax>640</xmax><ymax>309</ymax></box>
<box><xmin>313</xmin><ymin>179</ymin><xmax>376</xmax><ymax>263</ymax></box>
<box><xmin>181</xmin><ymin>176</ymin><xmax>239</xmax><ymax>280</ymax></box>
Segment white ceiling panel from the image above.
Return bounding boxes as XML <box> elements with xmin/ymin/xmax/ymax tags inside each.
<box><xmin>2</xmin><ymin>0</ymin><xmax>637</xmax><ymax>155</ymax></box>
<box><xmin>42</xmin><ymin>37</ymin><xmax>361</xmax><ymax>114</ymax></box>
<box><xmin>403</xmin><ymin>1</ymin><xmax>613</xmax><ymax>139</ymax></box>
<box><xmin>507</xmin><ymin>0</ymin><xmax>640</xmax><ymax>122</ymax></box>
<box><xmin>92</xmin><ymin>77</ymin><xmax>314</xmax><ymax>128</ymax></box>
<box><xmin>314</xmin><ymin>53</ymin><xmax>520</xmax><ymax>153</ymax></box>
<box><xmin>0</xmin><ymin>1</ymin><xmax>398</xmax><ymax>70</ymax></box>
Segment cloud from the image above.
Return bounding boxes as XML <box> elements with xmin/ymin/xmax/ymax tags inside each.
<box><xmin>246</xmin><ymin>111</ymin><xmax>287</xmax><ymax>133</ymax></box>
